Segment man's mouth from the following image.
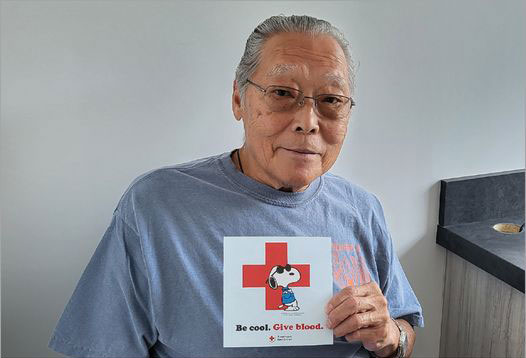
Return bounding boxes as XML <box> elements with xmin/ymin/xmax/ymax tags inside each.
<box><xmin>283</xmin><ymin>147</ymin><xmax>318</xmax><ymax>155</ymax></box>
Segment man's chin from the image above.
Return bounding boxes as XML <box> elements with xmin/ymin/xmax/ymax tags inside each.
<box><xmin>277</xmin><ymin>174</ymin><xmax>318</xmax><ymax>193</ymax></box>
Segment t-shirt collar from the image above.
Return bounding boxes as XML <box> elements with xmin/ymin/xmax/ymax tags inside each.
<box><xmin>216</xmin><ymin>150</ymin><xmax>323</xmax><ymax>207</ymax></box>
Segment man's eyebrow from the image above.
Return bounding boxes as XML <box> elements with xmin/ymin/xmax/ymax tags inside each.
<box><xmin>266</xmin><ymin>64</ymin><xmax>300</xmax><ymax>77</ymax></box>
<box><xmin>323</xmin><ymin>74</ymin><xmax>347</xmax><ymax>90</ymax></box>
<box><xmin>266</xmin><ymin>64</ymin><xmax>348</xmax><ymax>91</ymax></box>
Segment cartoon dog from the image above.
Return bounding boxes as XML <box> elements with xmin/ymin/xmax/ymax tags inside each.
<box><xmin>267</xmin><ymin>264</ymin><xmax>301</xmax><ymax>311</ymax></box>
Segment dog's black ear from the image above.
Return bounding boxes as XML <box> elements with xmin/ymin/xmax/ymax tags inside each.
<box><xmin>269</xmin><ymin>277</ymin><xmax>277</xmax><ymax>290</ymax></box>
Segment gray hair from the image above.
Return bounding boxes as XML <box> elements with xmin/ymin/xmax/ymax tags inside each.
<box><xmin>234</xmin><ymin>14</ymin><xmax>356</xmax><ymax>106</ymax></box>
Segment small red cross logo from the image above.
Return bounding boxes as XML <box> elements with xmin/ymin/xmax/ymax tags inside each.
<box><xmin>242</xmin><ymin>242</ymin><xmax>310</xmax><ymax>310</ymax></box>
<box><xmin>269</xmin><ymin>335</ymin><xmax>275</xmax><ymax>342</ymax></box>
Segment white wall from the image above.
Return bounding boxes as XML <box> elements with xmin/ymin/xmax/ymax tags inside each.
<box><xmin>2</xmin><ymin>1</ymin><xmax>524</xmax><ymax>357</ymax></box>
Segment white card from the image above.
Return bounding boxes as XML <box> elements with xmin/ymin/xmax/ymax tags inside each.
<box><xmin>223</xmin><ymin>236</ymin><xmax>334</xmax><ymax>347</ymax></box>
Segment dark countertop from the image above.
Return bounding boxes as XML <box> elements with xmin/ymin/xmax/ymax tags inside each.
<box><xmin>436</xmin><ymin>169</ymin><xmax>525</xmax><ymax>293</ymax></box>
<box><xmin>437</xmin><ymin>215</ymin><xmax>524</xmax><ymax>292</ymax></box>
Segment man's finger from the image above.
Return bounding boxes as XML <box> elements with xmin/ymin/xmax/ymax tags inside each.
<box><xmin>325</xmin><ymin>284</ymin><xmax>370</xmax><ymax>314</ymax></box>
<box><xmin>344</xmin><ymin>325</ymin><xmax>391</xmax><ymax>352</ymax></box>
<box><xmin>332</xmin><ymin>310</ymin><xmax>384</xmax><ymax>338</ymax></box>
<box><xmin>326</xmin><ymin>296</ymin><xmax>373</xmax><ymax>329</ymax></box>
<box><xmin>325</xmin><ymin>281</ymin><xmax>382</xmax><ymax>314</ymax></box>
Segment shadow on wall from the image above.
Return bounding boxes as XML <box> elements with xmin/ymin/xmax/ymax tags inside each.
<box><xmin>398</xmin><ymin>182</ymin><xmax>445</xmax><ymax>357</ymax></box>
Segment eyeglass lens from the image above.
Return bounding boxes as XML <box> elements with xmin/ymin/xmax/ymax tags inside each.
<box><xmin>264</xmin><ymin>86</ymin><xmax>351</xmax><ymax>119</ymax></box>
<box><xmin>275</xmin><ymin>264</ymin><xmax>292</xmax><ymax>274</ymax></box>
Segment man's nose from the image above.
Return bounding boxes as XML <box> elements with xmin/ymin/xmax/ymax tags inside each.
<box><xmin>292</xmin><ymin>97</ymin><xmax>320</xmax><ymax>134</ymax></box>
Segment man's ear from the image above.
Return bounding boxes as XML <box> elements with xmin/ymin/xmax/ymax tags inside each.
<box><xmin>232</xmin><ymin>79</ymin><xmax>244</xmax><ymax>122</ymax></box>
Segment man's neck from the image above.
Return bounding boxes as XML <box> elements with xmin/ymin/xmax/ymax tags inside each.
<box><xmin>278</xmin><ymin>186</ymin><xmax>293</xmax><ymax>192</ymax></box>
<box><xmin>231</xmin><ymin>147</ymin><xmax>309</xmax><ymax>193</ymax></box>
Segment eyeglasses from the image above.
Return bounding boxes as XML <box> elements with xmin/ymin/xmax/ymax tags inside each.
<box><xmin>275</xmin><ymin>264</ymin><xmax>292</xmax><ymax>274</ymax></box>
<box><xmin>246</xmin><ymin>79</ymin><xmax>355</xmax><ymax>120</ymax></box>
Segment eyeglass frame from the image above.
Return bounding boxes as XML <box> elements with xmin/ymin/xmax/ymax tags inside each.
<box><xmin>245</xmin><ymin>79</ymin><xmax>356</xmax><ymax>119</ymax></box>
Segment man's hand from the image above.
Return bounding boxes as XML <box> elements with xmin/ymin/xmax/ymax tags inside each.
<box><xmin>325</xmin><ymin>281</ymin><xmax>399</xmax><ymax>357</ymax></box>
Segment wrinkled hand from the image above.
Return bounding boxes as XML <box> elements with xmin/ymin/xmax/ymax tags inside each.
<box><xmin>325</xmin><ymin>281</ymin><xmax>399</xmax><ymax>356</ymax></box>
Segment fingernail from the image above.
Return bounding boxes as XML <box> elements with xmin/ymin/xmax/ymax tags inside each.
<box><xmin>325</xmin><ymin>303</ymin><xmax>332</xmax><ymax>314</ymax></box>
<box><xmin>326</xmin><ymin>318</ymin><xmax>332</xmax><ymax>329</ymax></box>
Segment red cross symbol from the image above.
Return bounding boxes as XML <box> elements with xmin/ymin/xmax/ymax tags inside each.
<box><xmin>242</xmin><ymin>242</ymin><xmax>310</xmax><ymax>310</ymax></box>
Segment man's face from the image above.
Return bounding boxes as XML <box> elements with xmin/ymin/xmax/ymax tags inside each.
<box><xmin>232</xmin><ymin>32</ymin><xmax>352</xmax><ymax>191</ymax></box>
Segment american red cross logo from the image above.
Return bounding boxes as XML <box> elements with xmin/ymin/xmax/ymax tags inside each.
<box><xmin>242</xmin><ymin>242</ymin><xmax>310</xmax><ymax>310</ymax></box>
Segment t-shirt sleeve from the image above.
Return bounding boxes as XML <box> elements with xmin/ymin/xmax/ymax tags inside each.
<box><xmin>371</xmin><ymin>194</ymin><xmax>425</xmax><ymax>328</ymax></box>
<box><xmin>48</xmin><ymin>211</ymin><xmax>158</xmax><ymax>357</ymax></box>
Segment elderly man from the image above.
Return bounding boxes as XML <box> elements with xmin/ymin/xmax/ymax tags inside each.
<box><xmin>49</xmin><ymin>15</ymin><xmax>423</xmax><ymax>358</ymax></box>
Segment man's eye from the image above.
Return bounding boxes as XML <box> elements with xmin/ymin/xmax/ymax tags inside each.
<box><xmin>272</xmin><ymin>89</ymin><xmax>293</xmax><ymax>97</ymax></box>
<box><xmin>322</xmin><ymin>96</ymin><xmax>343</xmax><ymax>104</ymax></box>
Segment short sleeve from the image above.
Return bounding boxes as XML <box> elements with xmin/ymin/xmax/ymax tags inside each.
<box><xmin>371</xmin><ymin>195</ymin><xmax>425</xmax><ymax>328</ymax></box>
<box><xmin>48</xmin><ymin>212</ymin><xmax>158</xmax><ymax>357</ymax></box>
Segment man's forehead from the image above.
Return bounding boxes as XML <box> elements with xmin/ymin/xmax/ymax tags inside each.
<box><xmin>266</xmin><ymin>63</ymin><xmax>299</xmax><ymax>77</ymax></box>
<box><xmin>265</xmin><ymin>63</ymin><xmax>348</xmax><ymax>88</ymax></box>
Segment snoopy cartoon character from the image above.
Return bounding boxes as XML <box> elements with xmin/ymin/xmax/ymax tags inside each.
<box><xmin>267</xmin><ymin>264</ymin><xmax>301</xmax><ymax>311</ymax></box>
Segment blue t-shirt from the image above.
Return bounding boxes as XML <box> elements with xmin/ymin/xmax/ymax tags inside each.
<box><xmin>281</xmin><ymin>287</ymin><xmax>296</xmax><ymax>305</ymax></box>
<box><xmin>48</xmin><ymin>150</ymin><xmax>424</xmax><ymax>358</ymax></box>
